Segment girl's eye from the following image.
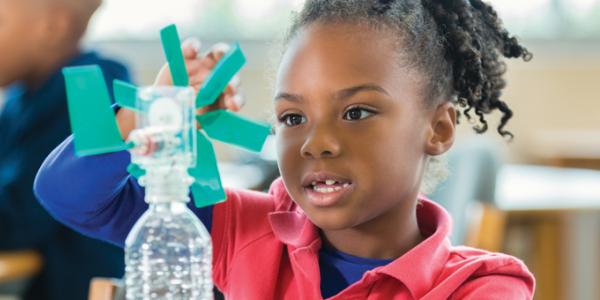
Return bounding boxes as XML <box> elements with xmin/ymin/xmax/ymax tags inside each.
<box><xmin>279</xmin><ymin>113</ymin><xmax>306</xmax><ymax>127</ymax></box>
<box><xmin>343</xmin><ymin>107</ymin><xmax>375</xmax><ymax>121</ymax></box>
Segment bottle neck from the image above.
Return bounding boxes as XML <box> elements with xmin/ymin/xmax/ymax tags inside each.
<box><xmin>142</xmin><ymin>165</ymin><xmax>193</xmax><ymax>204</ymax></box>
<box><xmin>148</xmin><ymin>201</ymin><xmax>187</xmax><ymax>212</ymax></box>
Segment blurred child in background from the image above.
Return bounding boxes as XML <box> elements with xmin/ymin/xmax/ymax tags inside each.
<box><xmin>0</xmin><ymin>0</ymin><xmax>130</xmax><ymax>299</ymax></box>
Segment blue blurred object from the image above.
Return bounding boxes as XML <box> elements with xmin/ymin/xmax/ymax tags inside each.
<box><xmin>0</xmin><ymin>52</ymin><xmax>129</xmax><ymax>300</ymax></box>
<box><xmin>427</xmin><ymin>137</ymin><xmax>502</xmax><ymax>245</ymax></box>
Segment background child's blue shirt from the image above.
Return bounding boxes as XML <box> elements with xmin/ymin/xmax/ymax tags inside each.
<box><xmin>34</xmin><ymin>137</ymin><xmax>388</xmax><ymax>298</ymax></box>
<box><xmin>0</xmin><ymin>51</ymin><xmax>129</xmax><ymax>300</ymax></box>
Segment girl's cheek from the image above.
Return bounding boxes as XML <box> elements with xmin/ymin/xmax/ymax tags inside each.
<box><xmin>275</xmin><ymin>131</ymin><xmax>302</xmax><ymax>162</ymax></box>
<box><xmin>274</xmin><ymin>131</ymin><xmax>289</xmax><ymax>163</ymax></box>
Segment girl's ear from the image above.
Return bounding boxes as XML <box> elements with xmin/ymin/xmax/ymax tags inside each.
<box><xmin>424</xmin><ymin>101</ymin><xmax>456</xmax><ymax>156</ymax></box>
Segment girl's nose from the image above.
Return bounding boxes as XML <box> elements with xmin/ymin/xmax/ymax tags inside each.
<box><xmin>300</xmin><ymin>125</ymin><xmax>341</xmax><ymax>159</ymax></box>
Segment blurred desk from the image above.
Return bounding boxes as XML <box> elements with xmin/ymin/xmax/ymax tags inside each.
<box><xmin>497</xmin><ymin>165</ymin><xmax>600</xmax><ymax>211</ymax></box>
<box><xmin>0</xmin><ymin>250</ymin><xmax>42</xmax><ymax>282</ymax></box>
<box><xmin>529</xmin><ymin>130</ymin><xmax>600</xmax><ymax>170</ymax></box>
<box><xmin>496</xmin><ymin>165</ymin><xmax>600</xmax><ymax>300</ymax></box>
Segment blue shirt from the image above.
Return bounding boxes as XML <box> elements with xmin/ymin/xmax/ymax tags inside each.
<box><xmin>1</xmin><ymin>51</ymin><xmax>131</xmax><ymax>300</ymax></box>
<box><xmin>319</xmin><ymin>244</ymin><xmax>392</xmax><ymax>298</ymax></box>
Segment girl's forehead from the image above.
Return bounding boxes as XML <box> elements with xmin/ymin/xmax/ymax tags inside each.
<box><xmin>276</xmin><ymin>22</ymin><xmax>420</xmax><ymax>95</ymax></box>
<box><xmin>282</xmin><ymin>22</ymin><xmax>399</xmax><ymax>67</ymax></box>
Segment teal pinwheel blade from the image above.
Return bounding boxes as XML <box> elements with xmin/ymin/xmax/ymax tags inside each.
<box><xmin>160</xmin><ymin>24</ymin><xmax>189</xmax><ymax>87</ymax></box>
<box><xmin>113</xmin><ymin>80</ymin><xmax>139</xmax><ymax>111</ymax></box>
<box><xmin>196</xmin><ymin>110</ymin><xmax>271</xmax><ymax>152</ymax></box>
<box><xmin>196</xmin><ymin>43</ymin><xmax>246</xmax><ymax>108</ymax></box>
<box><xmin>127</xmin><ymin>163</ymin><xmax>146</xmax><ymax>179</ymax></box>
<box><xmin>63</xmin><ymin>65</ymin><xmax>130</xmax><ymax>156</ymax></box>
<box><xmin>189</xmin><ymin>131</ymin><xmax>227</xmax><ymax>208</ymax></box>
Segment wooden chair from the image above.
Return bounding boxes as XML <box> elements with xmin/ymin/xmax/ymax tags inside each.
<box><xmin>463</xmin><ymin>202</ymin><xmax>507</xmax><ymax>252</ymax></box>
<box><xmin>0</xmin><ymin>250</ymin><xmax>42</xmax><ymax>283</ymax></box>
<box><xmin>88</xmin><ymin>278</ymin><xmax>124</xmax><ymax>300</ymax></box>
<box><xmin>0</xmin><ymin>250</ymin><xmax>43</xmax><ymax>298</ymax></box>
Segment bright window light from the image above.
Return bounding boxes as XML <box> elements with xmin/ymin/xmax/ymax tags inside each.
<box><xmin>86</xmin><ymin>0</ymin><xmax>600</xmax><ymax>41</ymax></box>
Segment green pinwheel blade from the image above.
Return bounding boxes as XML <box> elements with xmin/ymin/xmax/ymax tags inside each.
<box><xmin>196</xmin><ymin>43</ymin><xmax>245</xmax><ymax>108</ymax></box>
<box><xmin>113</xmin><ymin>80</ymin><xmax>139</xmax><ymax>111</ymax></box>
<box><xmin>189</xmin><ymin>131</ymin><xmax>226</xmax><ymax>208</ymax></box>
<box><xmin>160</xmin><ymin>24</ymin><xmax>189</xmax><ymax>87</ymax></box>
<box><xmin>63</xmin><ymin>65</ymin><xmax>129</xmax><ymax>156</ymax></box>
<box><xmin>127</xmin><ymin>163</ymin><xmax>146</xmax><ymax>179</ymax></box>
<box><xmin>196</xmin><ymin>110</ymin><xmax>271</xmax><ymax>152</ymax></box>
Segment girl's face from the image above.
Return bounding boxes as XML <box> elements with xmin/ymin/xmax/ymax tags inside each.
<box><xmin>274</xmin><ymin>22</ymin><xmax>446</xmax><ymax>231</ymax></box>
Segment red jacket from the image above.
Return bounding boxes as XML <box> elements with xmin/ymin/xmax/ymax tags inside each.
<box><xmin>212</xmin><ymin>178</ymin><xmax>535</xmax><ymax>299</ymax></box>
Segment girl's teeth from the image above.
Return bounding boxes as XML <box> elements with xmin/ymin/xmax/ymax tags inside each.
<box><xmin>312</xmin><ymin>184</ymin><xmax>347</xmax><ymax>193</ymax></box>
<box><xmin>310</xmin><ymin>180</ymin><xmax>339</xmax><ymax>187</ymax></box>
<box><xmin>308</xmin><ymin>178</ymin><xmax>351</xmax><ymax>193</ymax></box>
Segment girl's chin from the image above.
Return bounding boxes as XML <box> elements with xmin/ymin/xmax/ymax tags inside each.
<box><xmin>301</xmin><ymin>208</ymin><xmax>359</xmax><ymax>231</ymax></box>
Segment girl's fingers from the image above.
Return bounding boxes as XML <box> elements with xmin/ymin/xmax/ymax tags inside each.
<box><xmin>181</xmin><ymin>46</ymin><xmax>197</xmax><ymax>60</ymax></box>
<box><xmin>201</xmin><ymin>43</ymin><xmax>231</xmax><ymax>69</ymax></box>
<box><xmin>181</xmin><ymin>42</ymin><xmax>244</xmax><ymax>116</ymax></box>
<box><xmin>181</xmin><ymin>37</ymin><xmax>201</xmax><ymax>59</ymax></box>
<box><xmin>232</xmin><ymin>94</ymin><xmax>245</xmax><ymax>110</ymax></box>
<box><xmin>115</xmin><ymin>108</ymin><xmax>137</xmax><ymax>139</ymax></box>
<box><xmin>210</xmin><ymin>43</ymin><xmax>231</xmax><ymax>60</ymax></box>
<box><xmin>154</xmin><ymin>38</ymin><xmax>201</xmax><ymax>85</ymax></box>
<box><xmin>188</xmin><ymin>69</ymin><xmax>212</xmax><ymax>93</ymax></box>
<box><xmin>184</xmin><ymin>59</ymin><xmax>205</xmax><ymax>77</ymax></box>
<box><xmin>214</xmin><ymin>85</ymin><xmax>242</xmax><ymax>112</ymax></box>
<box><xmin>196</xmin><ymin>99</ymin><xmax>225</xmax><ymax>116</ymax></box>
<box><xmin>225</xmin><ymin>95</ymin><xmax>242</xmax><ymax>112</ymax></box>
<box><xmin>223</xmin><ymin>84</ymin><xmax>235</xmax><ymax>97</ymax></box>
<box><xmin>188</xmin><ymin>43</ymin><xmax>233</xmax><ymax>87</ymax></box>
<box><xmin>223</xmin><ymin>81</ymin><xmax>244</xmax><ymax>110</ymax></box>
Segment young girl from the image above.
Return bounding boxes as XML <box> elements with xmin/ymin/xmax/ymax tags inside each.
<box><xmin>35</xmin><ymin>0</ymin><xmax>535</xmax><ymax>299</ymax></box>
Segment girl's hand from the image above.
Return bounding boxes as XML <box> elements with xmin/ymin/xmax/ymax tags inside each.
<box><xmin>116</xmin><ymin>39</ymin><xmax>244</xmax><ymax>139</ymax></box>
<box><xmin>154</xmin><ymin>39</ymin><xmax>244</xmax><ymax>114</ymax></box>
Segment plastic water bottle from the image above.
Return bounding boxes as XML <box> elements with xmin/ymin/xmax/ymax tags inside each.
<box><xmin>124</xmin><ymin>165</ymin><xmax>213</xmax><ymax>299</ymax></box>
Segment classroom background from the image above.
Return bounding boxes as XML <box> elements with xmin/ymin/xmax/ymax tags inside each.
<box><xmin>1</xmin><ymin>0</ymin><xmax>599</xmax><ymax>299</ymax></box>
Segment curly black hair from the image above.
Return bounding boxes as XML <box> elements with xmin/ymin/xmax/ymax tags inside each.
<box><xmin>285</xmin><ymin>0</ymin><xmax>532</xmax><ymax>139</ymax></box>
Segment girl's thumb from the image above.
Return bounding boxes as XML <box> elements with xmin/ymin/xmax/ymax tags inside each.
<box><xmin>181</xmin><ymin>37</ymin><xmax>202</xmax><ymax>59</ymax></box>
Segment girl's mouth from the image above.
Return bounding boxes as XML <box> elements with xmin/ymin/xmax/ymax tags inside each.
<box><xmin>302</xmin><ymin>176</ymin><xmax>354</xmax><ymax>207</ymax></box>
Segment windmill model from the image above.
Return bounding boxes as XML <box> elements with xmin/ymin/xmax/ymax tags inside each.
<box><xmin>63</xmin><ymin>24</ymin><xmax>270</xmax><ymax>299</ymax></box>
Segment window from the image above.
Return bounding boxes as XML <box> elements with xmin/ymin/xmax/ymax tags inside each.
<box><xmin>87</xmin><ymin>0</ymin><xmax>600</xmax><ymax>41</ymax></box>
<box><xmin>87</xmin><ymin>0</ymin><xmax>305</xmax><ymax>41</ymax></box>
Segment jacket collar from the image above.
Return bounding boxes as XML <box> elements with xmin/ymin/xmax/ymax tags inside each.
<box><xmin>267</xmin><ymin>177</ymin><xmax>319</xmax><ymax>249</ymax></box>
<box><xmin>376</xmin><ymin>199</ymin><xmax>452</xmax><ymax>299</ymax></box>
<box><xmin>266</xmin><ymin>177</ymin><xmax>452</xmax><ymax>298</ymax></box>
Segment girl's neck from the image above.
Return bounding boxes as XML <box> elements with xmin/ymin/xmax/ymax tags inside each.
<box><xmin>320</xmin><ymin>194</ymin><xmax>424</xmax><ymax>260</ymax></box>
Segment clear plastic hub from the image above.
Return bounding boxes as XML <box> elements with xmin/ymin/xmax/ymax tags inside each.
<box><xmin>129</xmin><ymin>86</ymin><xmax>197</xmax><ymax>171</ymax></box>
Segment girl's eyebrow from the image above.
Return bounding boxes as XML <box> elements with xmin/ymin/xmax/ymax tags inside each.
<box><xmin>274</xmin><ymin>83</ymin><xmax>390</xmax><ymax>103</ymax></box>
<box><xmin>335</xmin><ymin>84</ymin><xmax>390</xmax><ymax>100</ymax></box>
<box><xmin>274</xmin><ymin>92</ymin><xmax>304</xmax><ymax>103</ymax></box>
